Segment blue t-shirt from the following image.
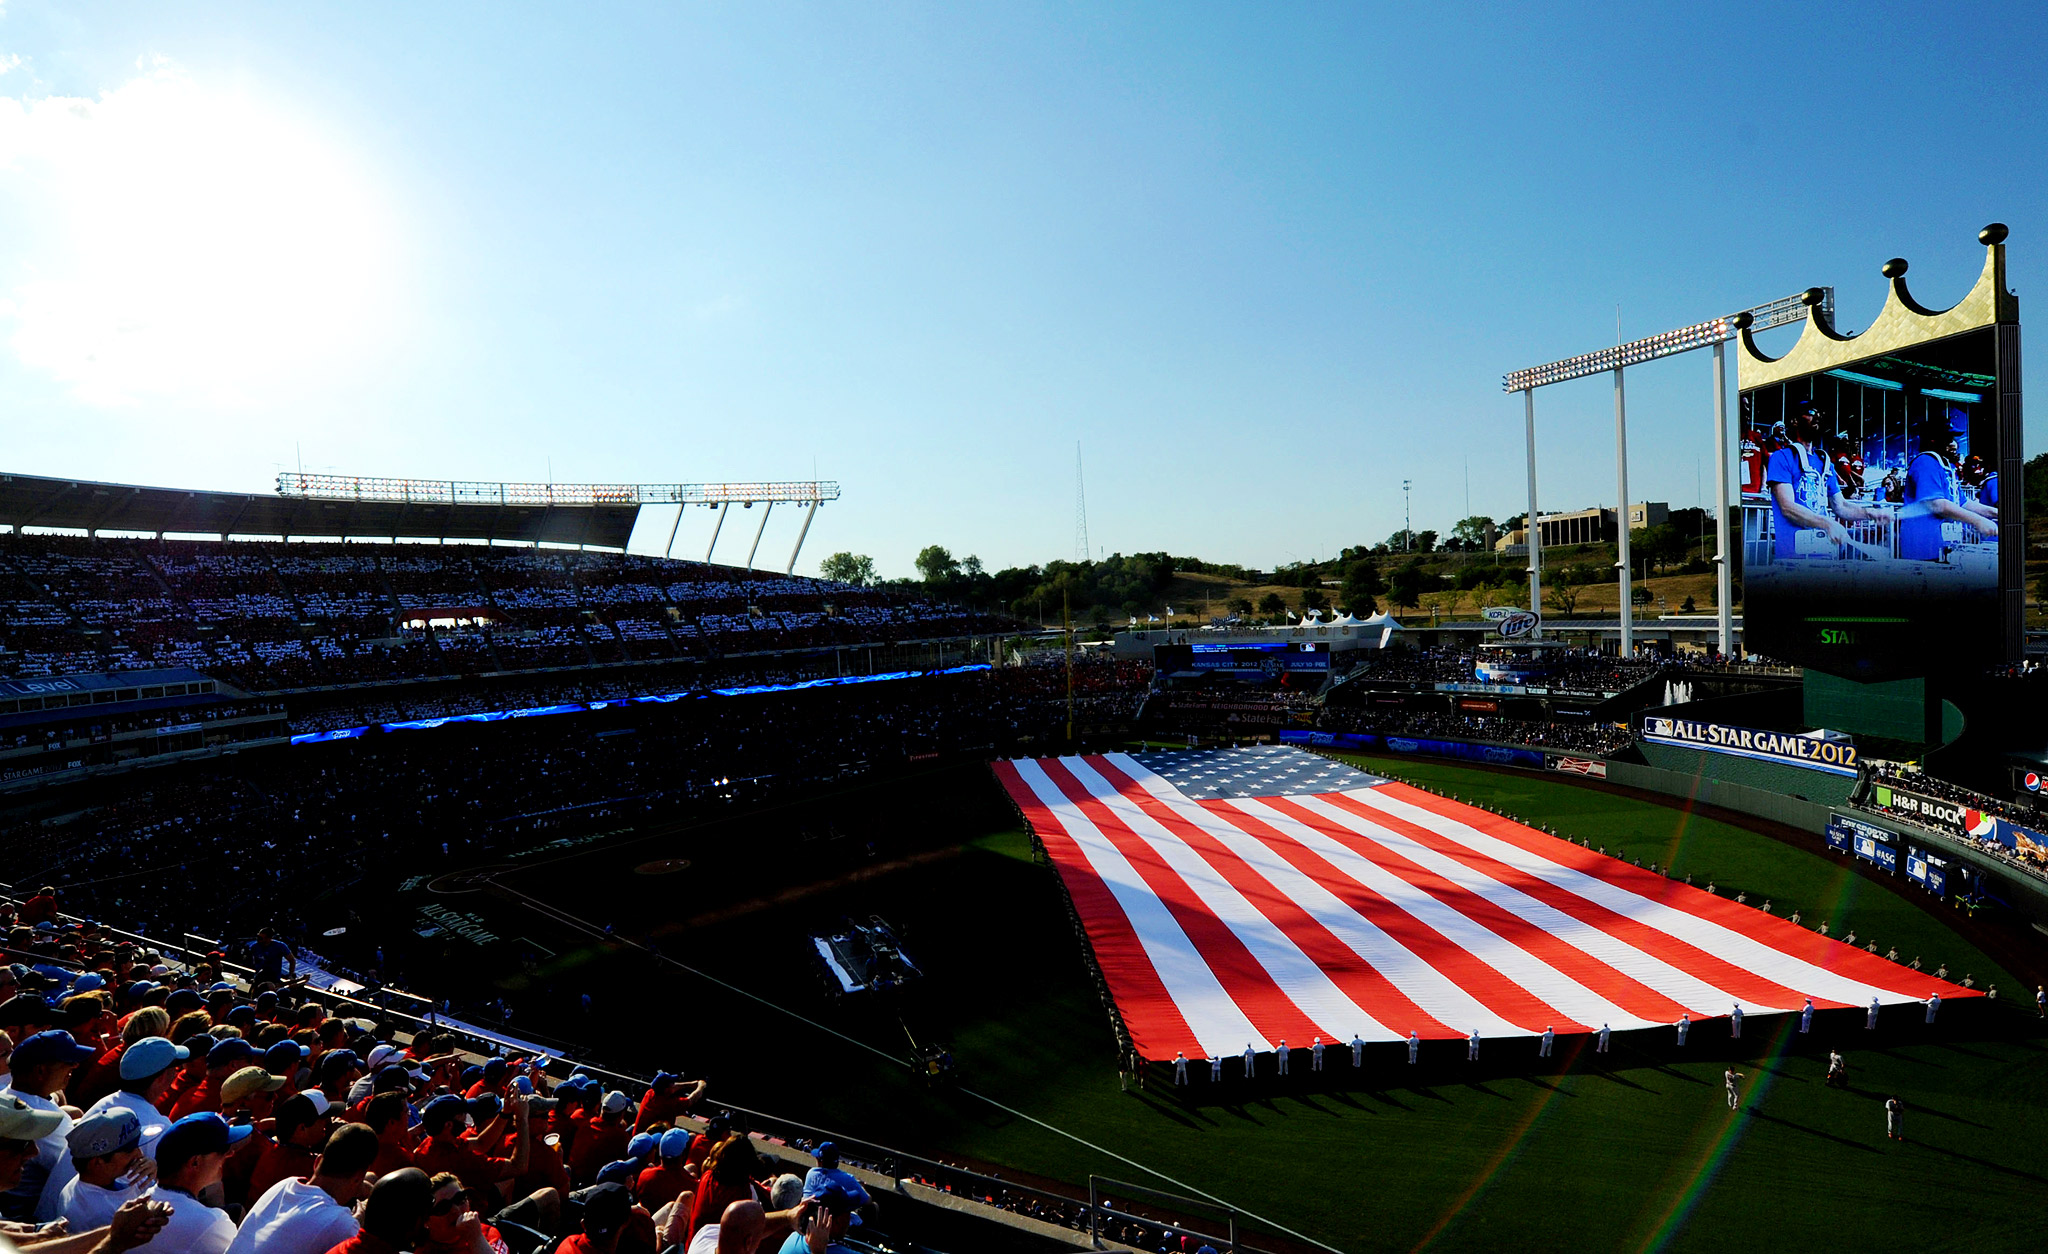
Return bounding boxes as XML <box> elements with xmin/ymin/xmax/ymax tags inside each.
<box><xmin>1980</xmin><ymin>472</ymin><xmax>1998</xmax><ymax>506</ymax></box>
<box><xmin>1899</xmin><ymin>451</ymin><xmax>1959</xmax><ymax>560</ymax></box>
<box><xmin>1765</xmin><ymin>444</ymin><xmax>1839</xmax><ymax>557</ymax></box>
<box><xmin>778</xmin><ymin>1234</ymin><xmax>852</xmax><ymax>1254</ymax></box>
<box><xmin>250</xmin><ymin>938</ymin><xmax>293</xmax><ymax>980</ymax></box>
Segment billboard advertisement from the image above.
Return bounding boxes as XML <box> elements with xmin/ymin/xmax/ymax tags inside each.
<box><xmin>1741</xmin><ymin>326</ymin><xmax>2006</xmax><ymax>674</ymax></box>
<box><xmin>1639</xmin><ymin>715</ymin><xmax>1858</xmax><ymax>776</ymax></box>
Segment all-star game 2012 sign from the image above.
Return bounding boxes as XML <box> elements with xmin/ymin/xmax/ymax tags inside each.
<box><xmin>1638</xmin><ymin>715</ymin><xmax>1859</xmax><ymax>777</ymax></box>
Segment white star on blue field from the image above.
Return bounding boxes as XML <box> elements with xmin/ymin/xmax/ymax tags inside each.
<box><xmin>1127</xmin><ymin>745</ymin><xmax>1386</xmax><ymax>799</ymax></box>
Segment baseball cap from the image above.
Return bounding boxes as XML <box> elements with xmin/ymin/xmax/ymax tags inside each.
<box><xmin>125</xmin><ymin>981</ymin><xmax>159</xmax><ymax>1001</ymax></box>
<box><xmin>659</xmin><ymin>1128</ymin><xmax>692</xmax><ymax>1159</ymax></box>
<box><xmin>179</xmin><ymin>1034</ymin><xmax>217</xmax><ymax>1063</ymax></box>
<box><xmin>0</xmin><ymin>995</ymin><xmax>54</xmax><ymax>1031</ymax></box>
<box><xmin>207</xmin><ymin>1038</ymin><xmax>256</xmax><ymax>1071</ymax></box>
<box><xmin>372</xmin><ymin>1064</ymin><xmax>413</xmax><ymax>1095</ymax></box>
<box><xmin>317</xmin><ymin>1049</ymin><xmax>362</xmax><ymax>1079</ymax></box>
<box><xmin>156</xmin><ymin>1113</ymin><xmax>251</xmax><ymax>1170</ymax></box>
<box><xmin>0</xmin><ymin>1096</ymin><xmax>62</xmax><ymax>1143</ymax></box>
<box><xmin>12</xmin><ymin>1030</ymin><xmax>96</xmax><ymax>1070</ymax></box>
<box><xmin>811</xmin><ymin>1182</ymin><xmax>860</xmax><ymax>1214</ymax></box>
<box><xmin>366</xmin><ymin>1043</ymin><xmax>406</xmax><ymax>1071</ymax></box>
<box><xmin>469</xmin><ymin>1094</ymin><xmax>501</xmax><ymax>1123</ymax></box>
<box><xmin>601</xmin><ymin>1090</ymin><xmax>630</xmax><ymax>1115</ymax></box>
<box><xmin>580</xmin><ymin>1182</ymin><xmax>631</xmax><ymax>1237</ymax></box>
<box><xmin>482</xmin><ymin>1058</ymin><xmax>508</xmax><ymax>1080</ymax></box>
<box><xmin>651</xmin><ymin>1070</ymin><xmax>681</xmax><ymax>1088</ymax></box>
<box><xmin>458</xmin><ymin>1065</ymin><xmax>483</xmax><ymax>1088</ymax></box>
<box><xmin>422</xmin><ymin>1094</ymin><xmax>470</xmax><ymax>1131</ymax></box>
<box><xmin>594</xmin><ymin>1159</ymin><xmax>638</xmax><ymax>1188</ymax></box>
<box><xmin>71</xmin><ymin>973</ymin><xmax>106</xmax><ymax>993</ymax></box>
<box><xmin>511</xmin><ymin>1075</ymin><xmax>535</xmax><ymax>1096</ymax></box>
<box><xmin>66</xmin><ymin>1109</ymin><xmax>142</xmax><ymax>1159</ymax></box>
<box><xmin>221</xmin><ymin>1066</ymin><xmax>287</xmax><ymax>1107</ymax></box>
<box><xmin>119</xmin><ymin>1036</ymin><xmax>191</xmax><ymax>1081</ymax></box>
<box><xmin>814</xmin><ymin>1140</ymin><xmax>840</xmax><ymax>1167</ymax></box>
<box><xmin>264</xmin><ymin>1041</ymin><xmax>308</xmax><ymax>1073</ymax></box>
<box><xmin>627</xmin><ymin>1133</ymin><xmax>656</xmax><ymax>1161</ymax></box>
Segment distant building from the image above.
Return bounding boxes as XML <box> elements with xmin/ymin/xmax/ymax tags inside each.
<box><xmin>1495</xmin><ymin>502</ymin><xmax>1668</xmax><ymax>552</ymax></box>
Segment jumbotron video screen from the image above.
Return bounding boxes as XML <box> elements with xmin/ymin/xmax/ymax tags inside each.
<box><xmin>1739</xmin><ymin>326</ymin><xmax>2013</xmax><ymax>675</ymax></box>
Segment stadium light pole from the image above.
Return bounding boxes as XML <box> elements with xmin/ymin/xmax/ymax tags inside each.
<box><xmin>1504</xmin><ymin>289</ymin><xmax>1828</xmax><ymax>659</ymax></box>
<box><xmin>1613</xmin><ymin>368</ymin><xmax>1632</xmax><ymax>657</ymax></box>
<box><xmin>1403</xmin><ymin>480</ymin><xmax>1412</xmax><ymax>550</ymax></box>
<box><xmin>1523</xmin><ymin>391</ymin><xmax>1542</xmax><ymax>634</ymax></box>
<box><xmin>1712</xmin><ymin>333</ymin><xmax>1735</xmax><ymax>656</ymax></box>
<box><xmin>744</xmin><ymin>502</ymin><xmax>775</xmax><ymax>570</ymax></box>
<box><xmin>705</xmin><ymin>502</ymin><xmax>730</xmax><ymax>564</ymax></box>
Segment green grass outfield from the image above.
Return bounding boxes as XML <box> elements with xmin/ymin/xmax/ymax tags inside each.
<box><xmin>470</xmin><ymin>754</ymin><xmax>2048</xmax><ymax>1253</ymax></box>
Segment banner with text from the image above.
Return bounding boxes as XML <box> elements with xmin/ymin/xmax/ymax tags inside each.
<box><xmin>1640</xmin><ymin>716</ymin><xmax>1858</xmax><ymax>777</ymax></box>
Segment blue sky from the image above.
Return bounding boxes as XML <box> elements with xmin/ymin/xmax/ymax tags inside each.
<box><xmin>2</xmin><ymin>3</ymin><xmax>2044</xmax><ymax>577</ymax></box>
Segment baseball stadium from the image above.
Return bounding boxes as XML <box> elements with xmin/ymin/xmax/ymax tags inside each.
<box><xmin>2</xmin><ymin>11</ymin><xmax>2046</xmax><ymax>1254</ymax></box>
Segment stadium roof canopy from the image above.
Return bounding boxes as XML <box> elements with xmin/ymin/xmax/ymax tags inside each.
<box><xmin>0</xmin><ymin>471</ymin><xmax>642</xmax><ymax>548</ymax></box>
<box><xmin>0</xmin><ymin>472</ymin><xmax>840</xmax><ymax>550</ymax></box>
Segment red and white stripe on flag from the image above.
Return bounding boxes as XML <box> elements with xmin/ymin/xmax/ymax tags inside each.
<box><xmin>995</xmin><ymin>752</ymin><xmax>1976</xmax><ymax>1062</ymax></box>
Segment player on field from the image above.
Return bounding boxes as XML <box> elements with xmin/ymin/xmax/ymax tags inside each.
<box><xmin>1884</xmin><ymin>1096</ymin><xmax>1904</xmax><ymax>1141</ymax></box>
<box><xmin>1724</xmin><ymin>1068</ymin><xmax>1745</xmax><ymax>1110</ymax></box>
<box><xmin>1173</xmin><ymin>1052</ymin><xmax>1188</xmax><ymax>1085</ymax></box>
<box><xmin>1538</xmin><ymin>1027</ymin><xmax>1554</xmax><ymax>1059</ymax></box>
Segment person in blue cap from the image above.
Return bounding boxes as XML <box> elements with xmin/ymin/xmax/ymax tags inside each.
<box><xmin>636</xmin><ymin>1127</ymin><xmax>693</xmax><ymax>1213</ymax></box>
<box><xmin>779</xmin><ymin>1182</ymin><xmax>860</xmax><ymax>1254</ymax></box>
<box><xmin>152</xmin><ymin>1113</ymin><xmax>251</xmax><ymax>1253</ymax></box>
<box><xmin>1</xmin><ymin>1029</ymin><xmax>97</xmax><ymax>1219</ymax></box>
<box><xmin>799</xmin><ymin>1143</ymin><xmax>870</xmax><ymax>1210</ymax></box>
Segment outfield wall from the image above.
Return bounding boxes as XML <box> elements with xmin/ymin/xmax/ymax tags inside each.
<box><xmin>1599</xmin><ymin>760</ymin><xmax>2048</xmax><ymax>924</ymax></box>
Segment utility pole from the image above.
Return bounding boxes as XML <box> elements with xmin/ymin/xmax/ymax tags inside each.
<box><xmin>1403</xmin><ymin>480</ymin><xmax>1413</xmax><ymax>550</ymax></box>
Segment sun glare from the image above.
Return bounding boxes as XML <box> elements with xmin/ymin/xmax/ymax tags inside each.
<box><xmin>0</xmin><ymin>61</ymin><xmax>397</xmax><ymax>407</ymax></box>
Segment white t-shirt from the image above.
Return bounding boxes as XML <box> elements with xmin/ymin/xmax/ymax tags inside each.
<box><xmin>132</xmin><ymin>1188</ymin><xmax>236</xmax><ymax>1254</ymax></box>
<box><xmin>224</xmin><ymin>1176</ymin><xmax>359</xmax><ymax>1254</ymax></box>
<box><xmin>54</xmin><ymin>1175</ymin><xmax>149</xmax><ymax>1231</ymax></box>
<box><xmin>41</xmin><ymin>1091</ymin><xmax>173</xmax><ymax>1221</ymax></box>
<box><xmin>687</xmin><ymin>1225</ymin><xmax>721</xmax><ymax>1254</ymax></box>
<box><xmin>0</xmin><ymin>1088</ymin><xmax>73</xmax><ymax>1222</ymax></box>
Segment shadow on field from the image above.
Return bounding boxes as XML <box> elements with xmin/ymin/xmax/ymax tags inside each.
<box><xmin>1745</xmin><ymin>1109</ymin><xmax>1880</xmax><ymax>1153</ymax></box>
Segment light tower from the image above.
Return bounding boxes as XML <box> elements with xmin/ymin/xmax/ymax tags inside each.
<box><xmin>1402</xmin><ymin>479</ymin><xmax>1413</xmax><ymax>550</ymax></box>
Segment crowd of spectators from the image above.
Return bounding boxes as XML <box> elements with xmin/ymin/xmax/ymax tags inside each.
<box><xmin>1342</xmin><ymin>645</ymin><xmax>1661</xmax><ymax>693</ymax></box>
<box><xmin>0</xmin><ymin>908</ymin><xmax>918</xmax><ymax>1254</ymax></box>
<box><xmin>0</xmin><ymin>669</ymin><xmax>1136</xmax><ymax>948</ymax></box>
<box><xmin>0</xmin><ymin>535</ymin><xmax>1014</xmax><ymax>693</ymax></box>
<box><xmin>1863</xmin><ymin>765</ymin><xmax>2048</xmax><ymax>881</ymax></box>
<box><xmin>1314</xmin><ymin>706</ymin><xmax>1634</xmax><ymax>756</ymax></box>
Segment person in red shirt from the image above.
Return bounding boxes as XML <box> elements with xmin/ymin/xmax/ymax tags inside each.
<box><xmin>683</xmin><ymin>1133</ymin><xmax>765</xmax><ymax>1243</ymax></box>
<box><xmin>361</xmin><ymin>1092</ymin><xmax>418</xmax><ymax>1180</ymax></box>
<box><xmin>554</xmin><ymin>1181</ymin><xmax>632</xmax><ymax>1254</ymax></box>
<box><xmin>18</xmin><ymin>889</ymin><xmax>58</xmax><ymax>928</ymax></box>
<box><xmin>633</xmin><ymin>1128</ymin><xmax>694</xmax><ymax>1214</ymax></box>
<box><xmin>566</xmin><ymin>1093</ymin><xmax>633</xmax><ymax>1188</ymax></box>
<box><xmin>245</xmin><ymin>1090</ymin><xmax>337</xmax><ymax>1208</ymax></box>
<box><xmin>169</xmin><ymin>1037</ymin><xmax>257</xmax><ymax>1119</ymax></box>
<box><xmin>631</xmin><ymin>1072</ymin><xmax>707</xmax><ymax>1134</ymax></box>
<box><xmin>463</xmin><ymin>1058</ymin><xmax>512</xmax><ymax>1101</ymax></box>
<box><xmin>415</xmin><ymin>1093</ymin><xmax>532</xmax><ymax>1206</ymax></box>
<box><xmin>417</xmin><ymin>1172</ymin><xmax>512</xmax><ymax>1254</ymax></box>
<box><xmin>324</xmin><ymin>1166</ymin><xmax>434</xmax><ymax>1254</ymax></box>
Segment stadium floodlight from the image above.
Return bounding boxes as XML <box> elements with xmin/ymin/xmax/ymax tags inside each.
<box><xmin>1500</xmin><ymin>288</ymin><xmax>1830</xmax><ymax>659</ymax></box>
<box><xmin>275</xmin><ymin>473</ymin><xmax>840</xmax><ymax>508</ymax></box>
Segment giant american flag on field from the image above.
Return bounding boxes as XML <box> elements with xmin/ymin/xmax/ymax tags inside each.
<box><xmin>995</xmin><ymin>746</ymin><xmax>1973</xmax><ymax>1062</ymax></box>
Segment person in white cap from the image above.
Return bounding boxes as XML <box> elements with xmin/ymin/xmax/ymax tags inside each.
<box><xmin>1351</xmin><ymin>1033</ymin><xmax>1366</xmax><ymax>1068</ymax></box>
<box><xmin>1799</xmin><ymin>998</ymin><xmax>1814</xmax><ymax>1034</ymax></box>
<box><xmin>1241</xmin><ymin>1043</ymin><xmax>1256</xmax><ymax>1079</ymax></box>
<box><xmin>51</xmin><ymin>1108</ymin><xmax>150</xmax><ymax>1230</ymax></box>
<box><xmin>1275</xmin><ymin>1040</ymin><xmax>1289</xmax><ymax>1077</ymax></box>
<box><xmin>1866</xmin><ymin>997</ymin><xmax>1880</xmax><ymax>1030</ymax></box>
<box><xmin>1310</xmin><ymin>1038</ymin><xmax>1324</xmax><ymax>1072</ymax></box>
<box><xmin>1924</xmin><ymin>993</ymin><xmax>1941</xmax><ymax>1024</ymax></box>
<box><xmin>1172</xmin><ymin>1052</ymin><xmax>1188</xmax><ymax>1086</ymax></box>
<box><xmin>1724</xmin><ymin>1068</ymin><xmax>1745</xmax><ymax>1110</ymax></box>
<box><xmin>1538</xmin><ymin>1027</ymin><xmax>1554</xmax><ymax>1059</ymax></box>
<box><xmin>1676</xmin><ymin>1015</ymin><xmax>1690</xmax><ymax>1046</ymax></box>
<box><xmin>1596</xmin><ymin>1024</ymin><xmax>1611</xmax><ymax>1053</ymax></box>
<box><xmin>1730</xmin><ymin>1004</ymin><xmax>1744</xmax><ymax>1039</ymax></box>
<box><xmin>50</xmin><ymin>1035</ymin><xmax>189</xmax><ymax>1213</ymax></box>
<box><xmin>1466</xmin><ymin>1029</ymin><xmax>1480</xmax><ymax>1062</ymax></box>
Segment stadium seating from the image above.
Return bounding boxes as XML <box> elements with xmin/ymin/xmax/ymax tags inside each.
<box><xmin>0</xmin><ymin>534</ymin><xmax>1013</xmax><ymax>692</ymax></box>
